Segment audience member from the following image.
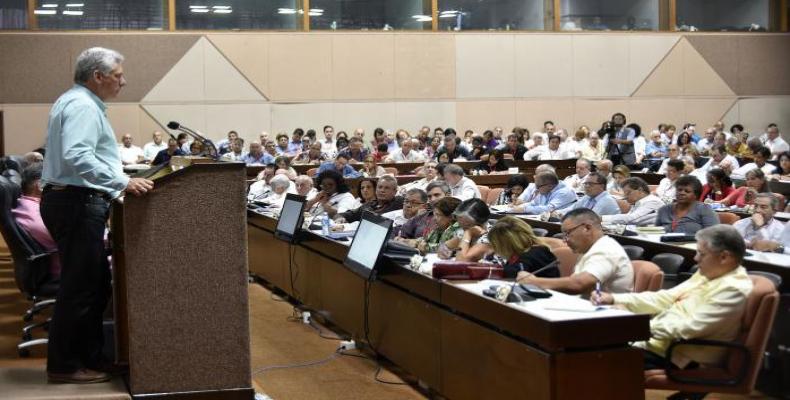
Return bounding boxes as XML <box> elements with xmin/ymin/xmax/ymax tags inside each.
<box><xmin>762</xmin><ymin>124</ymin><xmax>787</xmax><ymax>160</ymax></box>
<box><xmin>152</xmin><ymin>138</ymin><xmax>186</xmax><ymax>165</ymax></box>
<box><xmin>12</xmin><ymin>164</ymin><xmax>60</xmax><ymax>277</ymax></box>
<box><xmin>656</xmin><ymin>176</ymin><xmax>719</xmax><ymax>234</ymax></box>
<box><xmin>580</xmin><ymin>132</ymin><xmax>605</xmax><ymax>161</ymax></box>
<box><xmin>386</xmin><ymin>188</ymin><xmax>431</xmax><ymax>238</ymax></box>
<box><xmin>602</xmin><ymin>178</ymin><xmax>664</xmax><ymax>226</ymax></box>
<box><xmin>305</xmin><ymin>170</ymin><xmax>357</xmax><ymax>216</ymax></box>
<box><xmin>501</xmin><ymin>133</ymin><xmax>527</xmax><ymax>160</ymax></box>
<box><xmin>731</xmin><ymin>146</ymin><xmax>775</xmax><ymax>179</ymax></box>
<box><xmin>294</xmin><ymin>175</ymin><xmax>317</xmax><ymax>200</ymax></box>
<box><xmin>23</xmin><ymin>151</ymin><xmax>44</xmax><ymax>166</ymax></box>
<box><xmin>274</xmin><ymin>133</ymin><xmax>290</xmax><ymax>156</ymax></box>
<box><xmin>608</xmin><ymin>164</ymin><xmax>631</xmax><ymax>195</ymax></box>
<box><xmin>770</xmin><ymin>151</ymin><xmax>790</xmax><ymax>181</ymax></box>
<box><xmin>294</xmin><ymin>142</ymin><xmax>327</xmax><ymax>164</ymax></box>
<box><xmin>248</xmin><ymin>164</ymin><xmax>276</xmax><ymax>201</ymax></box>
<box><xmin>518</xmin><ymin>208</ymin><xmax>633</xmax><ymax>294</ymax></box>
<box><xmin>695</xmin><ymin>127</ymin><xmax>716</xmax><ymax>155</ymax></box>
<box><xmin>216</xmin><ymin>130</ymin><xmax>238</xmax><ymax>155</ymax></box>
<box><xmin>286</xmin><ymin>128</ymin><xmax>304</xmax><ymax>156</ymax></box>
<box><xmin>721</xmin><ymin>169</ymin><xmax>775</xmax><ymax>209</ymax></box>
<box><xmin>320</xmin><ymin>125</ymin><xmax>337</xmax><ymax>158</ymax></box>
<box><xmin>494</xmin><ymin>175</ymin><xmax>529</xmax><ymax>206</ymax></box>
<box><xmin>488</xmin><ymin>216</ymin><xmax>558</xmax><ymax>279</ymax></box>
<box><xmin>435</xmin><ymin>133</ymin><xmax>470</xmax><ymax>162</ymax></box>
<box><xmin>316</xmin><ymin>154</ymin><xmax>361</xmax><ymax>179</ymax></box>
<box><xmin>700</xmin><ymin>168</ymin><xmax>734</xmax><ymax>202</ymax></box>
<box><xmin>733</xmin><ymin>193</ymin><xmax>785</xmax><ymax>248</ymax></box>
<box><xmin>559</xmin><ymin>172</ymin><xmax>619</xmax><ymax>216</ymax></box>
<box><xmin>514</xmin><ymin>171</ymin><xmax>576</xmax><ymax>214</ymax></box>
<box><xmin>242</xmin><ymin>141</ymin><xmax>275</xmax><ymax>165</ymax></box>
<box><xmin>414</xmin><ymin>197</ymin><xmax>462</xmax><ymax>254</ymax></box>
<box><xmin>655</xmin><ymin>159</ymin><xmax>684</xmax><ymax>203</ymax></box>
<box><xmin>398</xmin><ymin>161</ymin><xmax>438</xmax><ymax>194</ymax></box>
<box><xmin>336</xmin><ymin>175</ymin><xmax>403</xmax><ymax>223</ymax></box>
<box><xmin>442</xmin><ymin>198</ymin><xmax>492</xmax><ymax>261</ymax></box>
<box><xmin>142</xmin><ymin>131</ymin><xmax>167</xmax><ymax>162</ymax></box>
<box><xmin>473</xmin><ymin>149</ymin><xmax>508</xmax><ymax>174</ymax></box>
<box><xmin>563</xmin><ymin>158</ymin><xmax>592</xmax><ymax>192</ymax></box>
<box><xmin>117</xmin><ymin>133</ymin><xmax>144</xmax><ymax>165</ymax></box>
<box><xmin>274</xmin><ymin>156</ymin><xmax>298</xmax><ymax>180</ymax></box>
<box><xmin>220</xmin><ymin>138</ymin><xmax>245</xmax><ymax>161</ymax></box>
<box><xmin>443</xmin><ymin>164</ymin><xmax>480</xmax><ymax>200</ymax></box>
<box><xmin>338</xmin><ymin>137</ymin><xmax>369</xmax><ymax>163</ymax></box>
<box><xmin>361</xmin><ymin>154</ymin><xmax>388</xmax><ymax>178</ymax></box>
<box><xmin>386</xmin><ymin>138</ymin><xmax>425</xmax><ymax>162</ymax></box>
<box><xmin>354</xmin><ymin>178</ymin><xmax>377</xmax><ymax>207</ymax></box>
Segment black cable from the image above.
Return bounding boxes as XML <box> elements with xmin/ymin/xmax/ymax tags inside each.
<box><xmin>252</xmin><ymin>349</ymin><xmax>341</xmax><ymax>377</ymax></box>
<box><xmin>374</xmin><ymin>365</ymin><xmax>408</xmax><ymax>385</ymax></box>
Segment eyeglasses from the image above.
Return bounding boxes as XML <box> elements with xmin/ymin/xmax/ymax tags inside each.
<box><xmin>561</xmin><ymin>222</ymin><xmax>588</xmax><ymax>238</ymax></box>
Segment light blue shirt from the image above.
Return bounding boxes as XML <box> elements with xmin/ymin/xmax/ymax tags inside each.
<box><xmin>645</xmin><ymin>141</ymin><xmax>668</xmax><ymax>158</ymax></box>
<box><xmin>564</xmin><ymin>191</ymin><xmax>620</xmax><ymax>216</ymax></box>
<box><xmin>42</xmin><ymin>84</ymin><xmax>129</xmax><ymax>199</ymax></box>
<box><xmin>316</xmin><ymin>161</ymin><xmax>361</xmax><ymax>178</ymax></box>
<box><xmin>242</xmin><ymin>152</ymin><xmax>274</xmax><ymax>165</ymax></box>
<box><xmin>520</xmin><ymin>181</ymin><xmax>577</xmax><ymax>214</ymax></box>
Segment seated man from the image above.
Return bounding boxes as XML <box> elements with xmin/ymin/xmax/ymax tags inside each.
<box><xmin>730</xmin><ymin>146</ymin><xmax>775</xmax><ymax>180</ymax></box>
<box><xmin>242</xmin><ymin>141</ymin><xmax>275</xmax><ymax>165</ymax></box>
<box><xmin>316</xmin><ymin>154</ymin><xmax>361</xmax><ymax>179</ymax></box>
<box><xmin>384</xmin><ymin>188</ymin><xmax>431</xmax><ymax>238</ymax></box>
<box><xmin>142</xmin><ymin>131</ymin><xmax>167</xmax><ymax>162</ymax></box>
<box><xmin>12</xmin><ymin>164</ymin><xmax>60</xmax><ymax>278</ymax></box>
<box><xmin>294</xmin><ymin>175</ymin><xmax>317</xmax><ymax>201</ymax></box>
<box><xmin>517</xmin><ymin>164</ymin><xmax>555</xmax><ymax>204</ymax></box>
<box><xmin>558</xmin><ymin>172</ymin><xmax>619</xmax><ymax>216</ymax></box>
<box><xmin>220</xmin><ymin>138</ymin><xmax>245</xmax><ymax>162</ymax></box>
<box><xmin>443</xmin><ymin>164</ymin><xmax>480</xmax><ymax>200</ymax></box>
<box><xmin>517</xmin><ymin>208</ymin><xmax>633</xmax><ymax>294</ymax></box>
<box><xmin>512</xmin><ymin>172</ymin><xmax>577</xmax><ymax>214</ymax></box>
<box><xmin>562</xmin><ymin>158</ymin><xmax>592</xmax><ymax>192</ymax></box>
<box><xmin>336</xmin><ymin>175</ymin><xmax>404</xmax><ymax>224</ymax></box>
<box><xmin>152</xmin><ymin>138</ymin><xmax>186</xmax><ymax>165</ymax></box>
<box><xmin>386</xmin><ymin>138</ymin><xmax>425</xmax><ymax>162</ymax></box>
<box><xmin>697</xmin><ymin>144</ymin><xmax>740</xmax><ymax>174</ymax></box>
<box><xmin>593</xmin><ymin>225</ymin><xmax>753</xmax><ymax>370</ymax></box>
<box><xmin>117</xmin><ymin>133</ymin><xmax>144</xmax><ymax>165</ymax></box>
<box><xmin>337</xmin><ymin>137</ymin><xmax>369</xmax><ymax>163</ymax></box>
<box><xmin>601</xmin><ymin>177</ymin><xmax>664</xmax><ymax>226</ymax></box>
<box><xmin>248</xmin><ymin>163</ymin><xmax>276</xmax><ymax>201</ymax></box>
<box><xmin>733</xmin><ymin>193</ymin><xmax>785</xmax><ymax>249</ymax></box>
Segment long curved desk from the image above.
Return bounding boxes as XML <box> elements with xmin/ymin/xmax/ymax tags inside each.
<box><xmin>248</xmin><ymin>212</ymin><xmax>649</xmax><ymax>400</ymax></box>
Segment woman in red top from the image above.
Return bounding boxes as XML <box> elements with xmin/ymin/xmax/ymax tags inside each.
<box><xmin>720</xmin><ymin>168</ymin><xmax>783</xmax><ymax>210</ymax></box>
<box><xmin>699</xmin><ymin>168</ymin><xmax>735</xmax><ymax>202</ymax></box>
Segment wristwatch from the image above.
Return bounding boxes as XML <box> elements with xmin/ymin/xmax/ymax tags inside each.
<box><xmin>774</xmin><ymin>245</ymin><xmax>785</xmax><ymax>254</ymax></box>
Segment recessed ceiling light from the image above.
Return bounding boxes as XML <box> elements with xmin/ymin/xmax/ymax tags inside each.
<box><xmin>190</xmin><ymin>8</ymin><xmax>210</xmax><ymax>13</ymax></box>
<box><xmin>212</xmin><ymin>5</ymin><xmax>230</xmax><ymax>9</ymax></box>
<box><xmin>213</xmin><ymin>9</ymin><xmax>232</xmax><ymax>14</ymax></box>
<box><xmin>65</xmin><ymin>3</ymin><xmax>84</xmax><ymax>6</ymax></box>
<box><xmin>41</xmin><ymin>4</ymin><xmax>58</xmax><ymax>8</ymax></box>
<box><xmin>34</xmin><ymin>9</ymin><xmax>57</xmax><ymax>14</ymax></box>
<box><xmin>63</xmin><ymin>10</ymin><xmax>83</xmax><ymax>15</ymax></box>
<box><xmin>277</xmin><ymin>8</ymin><xmax>296</xmax><ymax>14</ymax></box>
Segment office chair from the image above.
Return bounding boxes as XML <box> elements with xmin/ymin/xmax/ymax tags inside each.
<box><xmin>0</xmin><ymin>176</ymin><xmax>58</xmax><ymax>357</ymax></box>
<box><xmin>622</xmin><ymin>244</ymin><xmax>645</xmax><ymax>260</ymax></box>
<box><xmin>631</xmin><ymin>260</ymin><xmax>663</xmax><ymax>292</ymax></box>
<box><xmin>651</xmin><ymin>253</ymin><xmax>686</xmax><ymax>289</ymax></box>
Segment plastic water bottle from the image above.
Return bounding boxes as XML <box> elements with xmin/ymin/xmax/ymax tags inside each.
<box><xmin>321</xmin><ymin>214</ymin><xmax>330</xmax><ymax>236</ymax></box>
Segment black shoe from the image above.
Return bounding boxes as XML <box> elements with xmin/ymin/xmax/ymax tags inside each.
<box><xmin>48</xmin><ymin>368</ymin><xmax>112</xmax><ymax>384</ymax></box>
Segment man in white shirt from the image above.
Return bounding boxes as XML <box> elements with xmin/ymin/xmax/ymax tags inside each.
<box><xmin>697</xmin><ymin>144</ymin><xmax>740</xmax><ymax>174</ymax></box>
<box><xmin>142</xmin><ymin>131</ymin><xmax>167</xmax><ymax>162</ymax></box>
<box><xmin>752</xmin><ymin>220</ymin><xmax>790</xmax><ymax>255</ymax></box>
<box><xmin>602</xmin><ymin>178</ymin><xmax>664</xmax><ymax>226</ymax></box>
<box><xmin>762</xmin><ymin>125</ymin><xmax>788</xmax><ymax>160</ymax></box>
<box><xmin>695</xmin><ymin>127</ymin><xmax>716</xmax><ymax>155</ymax></box>
<box><xmin>524</xmin><ymin>135</ymin><xmax>569</xmax><ymax>160</ymax></box>
<box><xmin>294</xmin><ymin>175</ymin><xmax>317</xmax><ymax>201</ymax></box>
<box><xmin>386</xmin><ymin>138</ymin><xmax>425</xmax><ymax>162</ymax></box>
<box><xmin>731</xmin><ymin>146</ymin><xmax>775</xmax><ymax>180</ymax></box>
<box><xmin>117</xmin><ymin>133</ymin><xmax>144</xmax><ymax>165</ymax></box>
<box><xmin>220</xmin><ymin>138</ymin><xmax>246</xmax><ymax>161</ymax></box>
<box><xmin>443</xmin><ymin>163</ymin><xmax>480</xmax><ymax>200</ymax></box>
<box><xmin>320</xmin><ymin>125</ymin><xmax>337</xmax><ymax>158</ymax></box>
<box><xmin>733</xmin><ymin>193</ymin><xmax>786</xmax><ymax>249</ymax></box>
<box><xmin>517</xmin><ymin>208</ymin><xmax>633</xmax><ymax>294</ymax></box>
<box><xmin>563</xmin><ymin>158</ymin><xmax>592</xmax><ymax>192</ymax></box>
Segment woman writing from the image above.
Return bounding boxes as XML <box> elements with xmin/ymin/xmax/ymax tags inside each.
<box><xmin>720</xmin><ymin>169</ymin><xmax>781</xmax><ymax>210</ymax></box>
<box><xmin>488</xmin><ymin>217</ymin><xmax>558</xmax><ymax>279</ymax></box>
<box><xmin>700</xmin><ymin>168</ymin><xmax>734</xmax><ymax>202</ymax></box>
<box><xmin>656</xmin><ymin>176</ymin><xmax>719</xmax><ymax>234</ymax></box>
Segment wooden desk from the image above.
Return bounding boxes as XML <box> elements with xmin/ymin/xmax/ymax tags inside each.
<box><xmin>247</xmin><ymin>213</ymin><xmax>648</xmax><ymax>400</ymax></box>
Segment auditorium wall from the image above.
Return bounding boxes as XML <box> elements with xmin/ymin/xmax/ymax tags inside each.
<box><xmin>0</xmin><ymin>32</ymin><xmax>788</xmax><ymax>155</ymax></box>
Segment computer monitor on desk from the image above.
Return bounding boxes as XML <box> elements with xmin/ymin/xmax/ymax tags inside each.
<box><xmin>275</xmin><ymin>193</ymin><xmax>307</xmax><ymax>243</ymax></box>
<box><xmin>344</xmin><ymin>212</ymin><xmax>393</xmax><ymax>281</ymax></box>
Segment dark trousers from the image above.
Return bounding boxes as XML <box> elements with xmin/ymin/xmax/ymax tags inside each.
<box><xmin>40</xmin><ymin>188</ymin><xmax>111</xmax><ymax>373</ymax></box>
<box><xmin>643</xmin><ymin>349</ymin><xmax>699</xmax><ymax>371</ymax></box>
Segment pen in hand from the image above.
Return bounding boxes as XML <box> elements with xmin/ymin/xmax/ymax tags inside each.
<box><xmin>593</xmin><ymin>281</ymin><xmax>602</xmax><ymax>305</ymax></box>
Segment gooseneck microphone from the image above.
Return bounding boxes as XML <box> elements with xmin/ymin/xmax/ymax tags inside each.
<box><xmin>167</xmin><ymin>121</ymin><xmax>219</xmax><ymax>159</ymax></box>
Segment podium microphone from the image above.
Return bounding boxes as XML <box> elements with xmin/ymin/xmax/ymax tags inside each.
<box><xmin>167</xmin><ymin>121</ymin><xmax>219</xmax><ymax>159</ymax></box>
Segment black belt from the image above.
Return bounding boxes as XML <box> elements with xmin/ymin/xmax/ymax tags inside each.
<box><xmin>43</xmin><ymin>185</ymin><xmax>113</xmax><ymax>202</ymax></box>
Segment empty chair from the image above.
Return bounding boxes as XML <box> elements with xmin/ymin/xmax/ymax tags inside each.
<box><xmin>746</xmin><ymin>271</ymin><xmax>782</xmax><ymax>288</ymax></box>
<box><xmin>532</xmin><ymin>228</ymin><xmax>548</xmax><ymax>237</ymax></box>
<box><xmin>631</xmin><ymin>261</ymin><xmax>664</xmax><ymax>292</ymax></box>
<box><xmin>717</xmin><ymin>212</ymin><xmax>740</xmax><ymax>225</ymax></box>
<box><xmin>476</xmin><ymin>185</ymin><xmax>490</xmax><ymax>202</ymax></box>
<box><xmin>644</xmin><ymin>275</ymin><xmax>780</xmax><ymax>399</ymax></box>
<box><xmin>485</xmin><ymin>188</ymin><xmax>504</xmax><ymax>205</ymax></box>
<box><xmin>622</xmin><ymin>245</ymin><xmax>645</xmax><ymax>260</ymax></box>
<box><xmin>651</xmin><ymin>253</ymin><xmax>686</xmax><ymax>289</ymax></box>
<box><xmin>550</xmin><ymin>246</ymin><xmax>578</xmax><ymax>277</ymax></box>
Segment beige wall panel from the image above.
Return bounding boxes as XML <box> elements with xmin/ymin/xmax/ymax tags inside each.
<box><xmin>572</xmin><ymin>36</ymin><xmax>630</xmax><ymax>97</ymax></box>
<box><xmin>515</xmin><ymin>99</ymin><xmax>574</xmax><ymax>134</ymax></box>
<box><xmin>0</xmin><ymin>36</ymin><xmax>73</xmax><ymax>104</ymax></box>
<box><xmin>270</xmin><ymin>103</ymin><xmax>334</xmax><ymax>136</ymax></box>
<box><xmin>394</xmin><ymin>102</ymin><xmax>456</xmax><ymax>133</ymax></box>
<box><xmin>107</xmin><ymin>104</ymin><xmax>144</xmax><ymax>141</ymax></box>
<box><xmin>268</xmin><ymin>35</ymin><xmax>333</xmax><ymax>101</ymax></box>
<box><xmin>332</xmin><ymin>34</ymin><xmax>395</xmax><ymax>100</ymax></box>
<box><xmin>456</xmin><ymin>101</ymin><xmax>516</xmax><ymax>134</ymax></box>
<box><xmin>204</xmin><ymin>104</ymin><xmax>271</xmax><ymax>143</ymax></box>
<box><xmin>207</xmin><ymin>34</ymin><xmax>270</xmax><ymax>99</ymax></box>
<box><xmin>138</xmin><ymin>107</ymin><xmax>166</xmax><ymax>139</ymax></box>
<box><xmin>332</xmin><ymin>103</ymin><xmax>396</xmax><ymax>136</ymax></box>
<box><xmin>203</xmin><ymin>39</ymin><xmax>265</xmax><ymax>102</ymax></box>
<box><xmin>455</xmin><ymin>35</ymin><xmax>515</xmax><ymax>99</ymax></box>
<box><xmin>681</xmin><ymin>98</ymin><xmax>737</xmax><ymax>130</ymax></box>
<box><xmin>632</xmin><ymin>42</ymin><xmax>684</xmax><ymax>97</ymax></box>
<box><xmin>142</xmin><ymin>38</ymin><xmax>206</xmax><ymax>103</ymax></box>
<box><xmin>394</xmin><ymin>34</ymin><xmax>455</xmax><ymax>99</ymax></box>
<box><xmin>627</xmin><ymin>35</ymin><xmax>681</xmax><ymax>95</ymax></box>
<box><xmin>685</xmin><ymin>35</ymin><xmax>740</xmax><ymax>94</ymax></box>
<box><xmin>141</xmin><ymin>104</ymin><xmax>208</xmax><ymax>138</ymax></box>
<box><xmin>629</xmin><ymin>99</ymin><xmax>686</xmax><ymax>132</ymax></box>
<box><xmin>514</xmin><ymin>35</ymin><xmax>574</xmax><ymax>97</ymax></box>
<box><xmin>731</xmin><ymin>97</ymin><xmax>790</xmax><ymax>135</ymax></box>
<box><xmin>720</xmin><ymin>101</ymin><xmax>741</xmax><ymax>130</ymax></box>
<box><xmin>681</xmin><ymin>39</ymin><xmax>735</xmax><ymax>97</ymax></box>
<box><xmin>3</xmin><ymin>105</ymin><xmax>51</xmax><ymax>155</ymax></box>
<box><xmin>571</xmin><ymin>99</ymin><xmax>631</xmax><ymax>131</ymax></box>
<box><xmin>736</xmin><ymin>36</ymin><xmax>790</xmax><ymax>96</ymax></box>
<box><xmin>270</xmin><ymin>103</ymin><xmax>332</xmax><ymax>135</ymax></box>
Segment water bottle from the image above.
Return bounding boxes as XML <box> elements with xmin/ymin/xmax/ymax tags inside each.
<box><xmin>321</xmin><ymin>214</ymin><xmax>330</xmax><ymax>236</ymax></box>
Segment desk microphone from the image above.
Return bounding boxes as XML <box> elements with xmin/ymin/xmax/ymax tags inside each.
<box><xmin>167</xmin><ymin>121</ymin><xmax>219</xmax><ymax>159</ymax></box>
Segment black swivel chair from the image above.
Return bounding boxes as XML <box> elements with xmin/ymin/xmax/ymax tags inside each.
<box><xmin>651</xmin><ymin>253</ymin><xmax>686</xmax><ymax>289</ymax></box>
<box><xmin>0</xmin><ymin>176</ymin><xmax>58</xmax><ymax>357</ymax></box>
<box><xmin>622</xmin><ymin>245</ymin><xmax>645</xmax><ymax>260</ymax></box>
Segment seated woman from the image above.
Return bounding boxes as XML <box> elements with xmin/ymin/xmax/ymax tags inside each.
<box><xmin>608</xmin><ymin>165</ymin><xmax>631</xmax><ymax>196</ymax></box>
<box><xmin>656</xmin><ymin>175</ymin><xmax>719</xmax><ymax>235</ymax></box>
<box><xmin>274</xmin><ymin>156</ymin><xmax>298</xmax><ymax>180</ymax></box>
<box><xmin>494</xmin><ymin>174</ymin><xmax>529</xmax><ymax>206</ymax></box>
<box><xmin>441</xmin><ymin>198</ymin><xmax>493</xmax><ymax>261</ymax></box>
<box><xmin>259</xmin><ymin>175</ymin><xmax>293</xmax><ymax>209</ymax></box>
<box><xmin>655</xmin><ymin>159</ymin><xmax>684</xmax><ymax>203</ymax></box>
<box><xmin>361</xmin><ymin>154</ymin><xmax>388</xmax><ymax>178</ymax></box>
<box><xmin>676</xmin><ymin>132</ymin><xmax>693</xmax><ymax>156</ymax></box>
<box><xmin>700</xmin><ymin>168</ymin><xmax>734</xmax><ymax>202</ymax></box>
<box><xmin>473</xmin><ymin>149</ymin><xmax>509</xmax><ymax>175</ymax></box>
<box><xmin>189</xmin><ymin>140</ymin><xmax>203</xmax><ymax>156</ymax></box>
<box><xmin>305</xmin><ymin>170</ymin><xmax>357</xmax><ymax>217</ymax></box>
<box><xmin>415</xmin><ymin>197</ymin><xmax>462</xmax><ymax>254</ymax></box>
<box><xmin>769</xmin><ymin>151</ymin><xmax>790</xmax><ymax>181</ymax></box>
<box><xmin>488</xmin><ymin>217</ymin><xmax>558</xmax><ymax>279</ymax></box>
<box><xmin>355</xmin><ymin>177</ymin><xmax>377</xmax><ymax>208</ymax></box>
<box><xmin>719</xmin><ymin>168</ymin><xmax>781</xmax><ymax>210</ymax></box>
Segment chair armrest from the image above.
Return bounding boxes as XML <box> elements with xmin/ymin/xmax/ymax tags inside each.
<box><xmin>665</xmin><ymin>339</ymin><xmax>750</xmax><ymax>386</ymax></box>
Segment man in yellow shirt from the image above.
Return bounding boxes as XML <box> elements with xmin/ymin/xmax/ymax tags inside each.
<box><xmin>593</xmin><ymin>225</ymin><xmax>753</xmax><ymax>370</ymax></box>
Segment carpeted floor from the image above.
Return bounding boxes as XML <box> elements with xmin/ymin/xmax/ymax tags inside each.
<box><xmin>0</xmin><ymin>249</ymin><xmax>778</xmax><ymax>399</ymax></box>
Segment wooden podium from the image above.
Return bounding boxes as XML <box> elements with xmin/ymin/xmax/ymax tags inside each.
<box><xmin>112</xmin><ymin>158</ymin><xmax>253</xmax><ymax>400</ymax></box>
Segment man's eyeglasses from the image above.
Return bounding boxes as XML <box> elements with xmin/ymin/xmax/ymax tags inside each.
<box><xmin>561</xmin><ymin>222</ymin><xmax>588</xmax><ymax>238</ymax></box>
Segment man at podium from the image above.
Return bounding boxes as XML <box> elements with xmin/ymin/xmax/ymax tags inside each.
<box><xmin>40</xmin><ymin>47</ymin><xmax>154</xmax><ymax>384</ymax></box>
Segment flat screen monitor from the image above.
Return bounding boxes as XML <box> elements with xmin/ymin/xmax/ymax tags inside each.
<box><xmin>275</xmin><ymin>193</ymin><xmax>306</xmax><ymax>243</ymax></box>
<box><xmin>344</xmin><ymin>212</ymin><xmax>393</xmax><ymax>281</ymax></box>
